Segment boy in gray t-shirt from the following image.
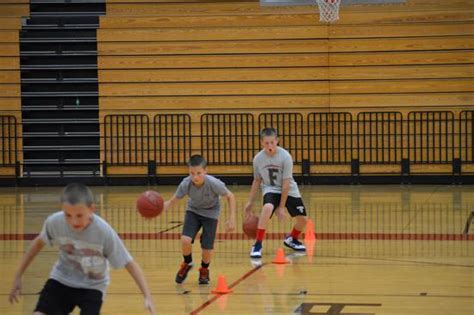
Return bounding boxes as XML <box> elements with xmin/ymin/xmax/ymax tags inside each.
<box><xmin>8</xmin><ymin>183</ymin><xmax>156</xmax><ymax>315</ymax></box>
<box><xmin>164</xmin><ymin>154</ymin><xmax>236</xmax><ymax>285</ymax></box>
<box><xmin>245</xmin><ymin>128</ymin><xmax>309</xmax><ymax>258</ymax></box>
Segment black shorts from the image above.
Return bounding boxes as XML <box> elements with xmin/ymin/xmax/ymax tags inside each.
<box><xmin>35</xmin><ymin>279</ymin><xmax>102</xmax><ymax>315</ymax></box>
<box><xmin>182</xmin><ymin>211</ymin><xmax>218</xmax><ymax>250</ymax></box>
<box><xmin>263</xmin><ymin>193</ymin><xmax>307</xmax><ymax>217</ymax></box>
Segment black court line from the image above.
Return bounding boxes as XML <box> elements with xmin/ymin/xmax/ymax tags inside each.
<box><xmin>4</xmin><ymin>292</ymin><xmax>471</xmax><ymax>299</ymax></box>
<box><xmin>157</xmin><ymin>223</ymin><xmax>183</xmax><ymax>234</ymax></box>
<box><xmin>319</xmin><ymin>255</ymin><xmax>474</xmax><ymax>268</ymax></box>
<box><xmin>189</xmin><ymin>263</ymin><xmax>267</xmax><ymax>315</ymax></box>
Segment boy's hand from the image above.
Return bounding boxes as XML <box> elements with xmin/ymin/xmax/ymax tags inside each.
<box><xmin>9</xmin><ymin>277</ymin><xmax>21</xmax><ymax>304</ymax></box>
<box><xmin>244</xmin><ymin>202</ymin><xmax>253</xmax><ymax>219</ymax></box>
<box><xmin>144</xmin><ymin>296</ymin><xmax>157</xmax><ymax>315</ymax></box>
<box><xmin>275</xmin><ymin>206</ymin><xmax>287</xmax><ymax>221</ymax></box>
<box><xmin>225</xmin><ymin>218</ymin><xmax>236</xmax><ymax>233</ymax></box>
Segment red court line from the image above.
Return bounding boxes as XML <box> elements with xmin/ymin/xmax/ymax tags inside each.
<box><xmin>190</xmin><ymin>263</ymin><xmax>266</xmax><ymax>315</ymax></box>
<box><xmin>1</xmin><ymin>233</ymin><xmax>473</xmax><ymax>241</ymax></box>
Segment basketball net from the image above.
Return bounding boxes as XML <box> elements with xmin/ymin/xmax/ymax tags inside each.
<box><xmin>315</xmin><ymin>0</ymin><xmax>341</xmax><ymax>23</ymax></box>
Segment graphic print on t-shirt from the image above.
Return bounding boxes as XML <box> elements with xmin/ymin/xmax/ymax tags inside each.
<box><xmin>57</xmin><ymin>237</ymin><xmax>107</xmax><ymax>280</ymax></box>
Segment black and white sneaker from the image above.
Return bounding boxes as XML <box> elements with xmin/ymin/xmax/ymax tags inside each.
<box><xmin>283</xmin><ymin>236</ymin><xmax>306</xmax><ymax>251</ymax></box>
<box><xmin>250</xmin><ymin>245</ymin><xmax>262</xmax><ymax>258</ymax></box>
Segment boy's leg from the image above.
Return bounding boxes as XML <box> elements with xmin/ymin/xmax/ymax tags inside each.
<box><xmin>199</xmin><ymin>216</ymin><xmax>218</xmax><ymax>285</ymax></box>
<box><xmin>77</xmin><ymin>288</ymin><xmax>102</xmax><ymax>315</ymax></box>
<box><xmin>283</xmin><ymin>196</ymin><xmax>308</xmax><ymax>251</ymax></box>
<box><xmin>176</xmin><ymin>212</ymin><xmax>201</xmax><ymax>283</ymax></box>
<box><xmin>34</xmin><ymin>279</ymin><xmax>76</xmax><ymax>315</ymax></box>
<box><xmin>251</xmin><ymin>193</ymin><xmax>279</xmax><ymax>258</ymax></box>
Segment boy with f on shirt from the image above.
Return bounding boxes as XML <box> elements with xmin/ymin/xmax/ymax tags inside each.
<box><xmin>164</xmin><ymin>154</ymin><xmax>236</xmax><ymax>285</ymax></box>
<box><xmin>8</xmin><ymin>183</ymin><xmax>156</xmax><ymax>315</ymax></box>
<box><xmin>245</xmin><ymin>128</ymin><xmax>309</xmax><ymax>258</ymax></box>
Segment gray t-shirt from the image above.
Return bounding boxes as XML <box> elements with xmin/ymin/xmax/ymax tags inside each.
<box><xmin>39</xmin><ymin>211</ymin><xmax>133</xmax><ymax>295</ymax></box>
<box><xmin>175</xmin><ymin>175</ymin><xmax>230</xmax><ymax>220</ymax></box>
<box><xmin>253</xmin><ymin>147</ymin><xmax>301</xmax><ymax>198</ymax></box>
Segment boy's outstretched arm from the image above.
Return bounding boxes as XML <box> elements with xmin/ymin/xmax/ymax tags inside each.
<box><xmin>225</xmin><ymin>191</ymin><xmax>237</xmax><ymax>232</ymax></box>
<box><xmin>9</xmin><ymin>235</ymin><xmax>45</xmax><ymax>304</ymax></box>
<box><xmin>244</xmin><ymin>177</ymin><xmax>261</xmax><ymax>219</ymax></box>
<box><xmin>125</xmin><ymin>260</ymin><xmax>157</xmax><ymax>315</ymax></box>
<box><xmin>163</xmin><ymin>195</ymin><xmax>179</xmax><ymax>212</ymax></box>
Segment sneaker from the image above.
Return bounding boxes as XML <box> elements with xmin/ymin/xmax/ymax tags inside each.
<box><xmin>250</xmin><ymin>245</ymin><xmax>262</xmax><ymax>258</ymax></box>
<box><xmin>250</xmin><ymin>258</ymin><xmax>263</xmax><ymax>268</ymax></box>
<box><xmin>198</xmin><ymin>267</ymin><xmax>210</xmax><ymax>285</ymax></box>
<box><xmin>283</xmin><ymin>236</ymin><xmax>306</xmax><ymax>251</ymax></box>
<box><xmin>175</xmin><ymin>262</ymin><xmax>193</xmax><ymax>284</ymax></box>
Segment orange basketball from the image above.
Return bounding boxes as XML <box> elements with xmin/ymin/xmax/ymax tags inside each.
<box><xmin>136</xmin><ymin>190</ymin><xmax>164</xmax><ymax>219</ymax></box>
<box><xmin>242</xmin><ymin>214</ymin><xmax>259</xmax><ymax>239</ymax></box>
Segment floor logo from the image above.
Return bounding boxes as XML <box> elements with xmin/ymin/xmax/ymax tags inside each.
<box><xmin>294</xmin><ymin>302</ymin><xmax>382</xmax><ymax>315</ymax></box>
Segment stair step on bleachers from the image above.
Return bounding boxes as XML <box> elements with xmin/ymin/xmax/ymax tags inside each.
<box><xmin>21</xmin><ymin>0</ymin><xmax>103</xmax><ymax>178</ymax></box>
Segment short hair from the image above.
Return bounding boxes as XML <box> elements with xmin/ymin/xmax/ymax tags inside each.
<box><xmin>188</xmin><ymin>154</ymin><xmax>207</xmax><ymax>168</ymax></box>
<box><xmin>260</xmin><ymin>127</ymin><xmax>278</xmax><ymax>139</ymax></box>
<box><xmin>60</xmin><ymin>183</ymin><xmax>94</xmax><ymax>206</ymax></box>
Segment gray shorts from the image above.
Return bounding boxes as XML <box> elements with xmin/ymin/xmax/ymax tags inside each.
<box><xmin>182</xmin><ymin>211</ymin><xmax>218</xmax><ymax>250</ymax></box>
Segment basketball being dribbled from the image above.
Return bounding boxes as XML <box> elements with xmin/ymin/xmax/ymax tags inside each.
<box><xmin>136</xmin><ymin>190</ymin><xmax>164</xmax><ymax>218</ymax></box>
<box><xmin>242</xmin><ymin>214</ymin><xmax>259</xmax><ymax>239</ymax></box>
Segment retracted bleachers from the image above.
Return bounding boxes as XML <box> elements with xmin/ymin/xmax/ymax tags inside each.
<box><xmin>97</xmin><ymin>0</ymin><xmax>473</xmax><ymax>178</ymax></box>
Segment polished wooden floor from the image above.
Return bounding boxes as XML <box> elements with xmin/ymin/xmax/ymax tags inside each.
<box><xmin>0</xmin><ymin>185</ymin><xmax>473</xmax><ymax>314</ymax></box>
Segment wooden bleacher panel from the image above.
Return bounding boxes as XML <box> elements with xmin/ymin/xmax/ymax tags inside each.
<box><xmin>99</xmin><ymin>0</ymin><xmax>474</xmax><ymax>176</ymax></box>
<box><xmin>100</xmin><ymin>10</ymin><xmax>473</xmax><ymax>29</ymax></box>
<box><xmin>0</xmin><ymin>70</ymin><xmax>19</xmax><ymax>83</ymax></box>
<box><xmin>105</xmin><ymin>1</ymin><xmax>473</xmax><ymax>16</ymax></box>
<box><xmin>0</xmin><ymin>18</ymin><xmax>21</xmax><ymax>30</ymax></box>
<box><xmin>0</xmin><ymin>2</ymin><xmax>24</xmax><ymax>176</ymax></box>
<box><xmin>98</xmin><ymin>53</ymin><xmax>326</xmax><ymax>69</ymax></box>
<box><xmin>331</xmin><ymin>51</ymin><xmax>473</xmax><ymax>66</ymax></box>
<box><xmin>99</xmin><ymin>68</ymin><xmax>327</xmax><ymax>83</ymax></box>
<box><xmin>0</xmin><ymin>44</ymin><xmax>19</xmax><ymax>57</ymax></box>
<box><xmin>0</xmin><ymin>4</ymin><xmax>29</xmax><ymax>17</ymax></box>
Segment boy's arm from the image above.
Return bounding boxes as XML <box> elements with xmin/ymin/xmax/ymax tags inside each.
<box><xmin>9</xmin><ymin>235</ymin><xmax>45</xmax><ymax>303</ymax></box>
<box><xmin>244</xmin><ymin>177</ymin><xmax>261</xmax><ymax>218</ymax></box>
<box><xmin>125</xmin><ymin>260</ymin><xmax>157</xmax><ymax>315</ymax></box>
<box><xmin>163</xmin><ymin>194</ymin><xmax>180</xmax><ymax>211</ymax></box>
<box><xmin>224</xmin><ymin>191</ymin><xmax>237</xmax><ymax>232</ymax></box>
<box><xmin>276</xmin><ymin>178</ymin><xmax>290</xmax><ymax>221</ymax></box>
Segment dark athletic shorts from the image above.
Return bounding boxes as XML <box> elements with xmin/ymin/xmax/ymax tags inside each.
<box><xmin>34</xmin><ymin>279</ymin><xmax>103</xmax><ymax>315</ymax></box>
<box><xmin>263</xmin><ymin>193</ymin><xmax>307</xmax><ymax>217</ymax></box>
<box><xmin>182</xmin><ymin>211</ymin><xmax>218</xmax><ymax>250</ymax></box>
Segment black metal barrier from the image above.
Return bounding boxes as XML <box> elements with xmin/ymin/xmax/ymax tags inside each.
<box><xmin>1</xmin><ymin>111</ymin><xmax>474</xmax><ymax>182</ymax></box>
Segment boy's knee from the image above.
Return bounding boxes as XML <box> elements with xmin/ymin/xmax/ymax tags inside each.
<box><xmin>262</xmin><ymin>203</ymin><xmax>274</xmax><ymax>212</ymax></box>
<box><xmin>297</xmin><ymin>216</ymin><xmax>308</xmax><ymax>224</ymax></box>
<box><xmin>181</xmin><ymin>236</ymin><xmax>193</xmax><ymax>244</ymax></box>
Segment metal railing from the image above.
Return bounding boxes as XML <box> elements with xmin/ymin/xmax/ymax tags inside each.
<box><xmin>307</xmin><ymin>112</ymin><xmax>353</xmax><ymax>164</ymax></box>
<box><xmin>460</xmin><ymin>111</ymin><xmax>474</xmax><ymax>164</ymax></box>
<box><xmin>2</xmin><ymin>111</ymin><xmax>474</xmax><ymax>175</ymax></box>
<box><xmin>201</xmin><ymin>113</ymin><xmax>256</xmax><ymax>165</ymax></box>
<box><xmin>408</xmin><ymin>111</ymin><xmax>455</xmax><ymax>164</ymax></box>
<box><xmin>357</xmin><ymin>112</ymin><xmax>403</xmax><ymax>164</ymax></box>
<box><xmin>0</xmin><ymin>116</ymin><xmax>18</xmax><ymax>167</ymax></box>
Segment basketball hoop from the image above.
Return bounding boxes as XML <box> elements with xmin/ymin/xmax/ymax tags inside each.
<box><xmin>315</xmin><ymin>0</ymin><xmax>341</xmax><ymax>23</ymax></box>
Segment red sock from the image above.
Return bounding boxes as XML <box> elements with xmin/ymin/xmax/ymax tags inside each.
<box><xmin>256</xmin><ymin>229</ymin><xmax>266</xmax><ymax>242</ymax></box>
<box><xmin>290</xmin><ymin>228</ymin><xmax>302</xmax><ymax>240</ymax></box>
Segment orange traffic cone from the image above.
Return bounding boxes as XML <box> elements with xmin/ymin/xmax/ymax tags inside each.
<box><xmin>275</xmin><ymin>263</ymin><xmax>286</xmax><ymax>278</ymax></box>
<box><xmin>216</xmin><ymin>293</ymin><xmax>229</xmax><ymax>311</ymax></box>
<box><xmin>272</xmin><ymin>248</ymin><xmax>288</xmax><ymax>264</ymax></box>
<box><xmin>305</xmin><ymin>239</ymin><xmax>316</xmax><ymax>263</ymax></box>
<box><xmin>211</xmin><ymin>275</ymin><xmax>233</xmax><ymax>294</ymax></box>
<box><xmin>304</xmin><ymin>219</ymin><xmax>316</xmax><ymax>241</ymax></box>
